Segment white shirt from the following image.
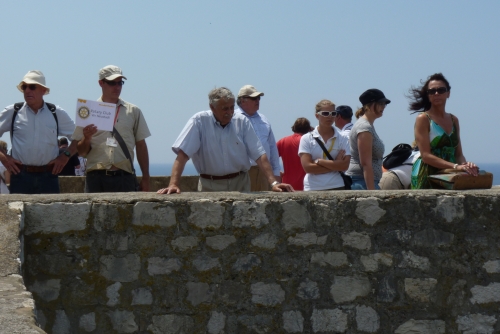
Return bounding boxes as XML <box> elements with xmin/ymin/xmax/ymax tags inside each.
<box><xmin>172</xmin><ymin>110</ymin><xmax>266</xmax><ymax>176</ymax></box>
<box><xmin>389</xmin><ymin>151</ymin><xmax>420</xmax><ymax>188</ymax></box>
<box><xmin>235</xmin><ymin>108</ymin><xmax>280</xmax><ymax>176</ymax></box>
<box><xmin>339</xmin><ymin>122</ymin><xmax>353</xmax><ymax>136</ymax></box>
<box><xmin>298</xmin><ymin>126</ymin><xmax>351</xmax><ymax>191</ymax></box>
<box><xmin>0</xmin><ymin>102</ymin><xmax>75</xmax><ymax>166</ymax></box>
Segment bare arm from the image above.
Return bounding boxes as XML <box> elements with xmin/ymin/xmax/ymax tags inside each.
<box><xmin>136</xmin><ymin>139</ymin><xmax>150</xmax><ymax>191</ymax></box>
<box><xmin>255</xmin><ymin>154</ymin><xmax>294</xmax><ymax>192</ymax></box>
<box><xmin>157</xmin><ymin>149</ymin><xmax>189</xmax><ymax>194</ymax></box>
<box><xmin>49</xmin><ymin>140</ymin><xmax>79</xmax><ymax>175</ymax></box>
<box><xmin>357</xmin><ymin>132</ymin><xmax>375</xmax><ymax>190</ymax></box>
<box><xmin>0</xmin><ymin>151</ymin><xmax>22</xmax><ymax>174</ymax></box>
<box><xmin>315</xmin><ymin>151</ymin><xmax>350</xmax><ymax>172</ymax></box>
<box><xmin>77</xmin><ymin>125</ymin><xmax>98</xmax><ymax>157</ymax></box>
<box><xmin>300</xmin><ymin>153</ymin><xmax>331</xmax><ymax>174</ymax></box>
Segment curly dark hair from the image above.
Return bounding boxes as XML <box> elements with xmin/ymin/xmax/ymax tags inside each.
<box><xmin>407</xmin><ymin>73</ymin><xmax>451</xmax><ymax>113</ymax></box>
<box><xmin>291</xmin><ymin>117</ymin><xmax>311</xmax><ymax>134</ymax></box>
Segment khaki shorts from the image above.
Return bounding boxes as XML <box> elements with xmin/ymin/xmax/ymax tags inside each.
<box><xmin>248</xmin><ymin>166</ymin><xmax>271</xmax><ymax>191</ymax></box>
<box><xmin>379</xmin><ymin>171</ymin><xmax>404</xmax><ymax>190</ymax></box>
<box><xmin>198</xmin><ymin>171</ymin><xmax>250</xmax><ymax>192</ymax></box>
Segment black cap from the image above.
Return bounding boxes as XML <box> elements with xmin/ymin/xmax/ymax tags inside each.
<box><xmin>359</xmin><ymin>89</ymin><xmax>391</xmax><ymax>106</ymax></box>
<box><xmin>335</xmin><ymin>105</ymin><xmax>353</xmax><ymax>118</ymax></box>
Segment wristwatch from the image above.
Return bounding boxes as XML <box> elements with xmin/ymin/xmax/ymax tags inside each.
<box><xmin>62</xmin><ymin>150</ymin><xmax>70</xmax><ymax>157</ymax></box>
<box><xmin>271</xmin><ymin>181</ymin><xmax>281</xmax><ymax>187</ymax></box>
<box><xmin>314</xmin><ymin>159</ymin><xmax>319</xmax><ymax>164</ymax></box>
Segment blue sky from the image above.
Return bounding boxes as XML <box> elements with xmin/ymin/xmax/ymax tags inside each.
<box><xmin>1</xmin><ymin>1</ymin><xmax>499</xmax><ymax>166</ymax></box>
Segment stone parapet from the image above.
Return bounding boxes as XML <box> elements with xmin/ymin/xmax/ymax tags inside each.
<box><xmin>1</xmin><ymin>189</ymin><xmax>500</xmax><ymax>333</ymax></box>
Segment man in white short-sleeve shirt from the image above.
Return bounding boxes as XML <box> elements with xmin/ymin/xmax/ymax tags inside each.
<box><xmin>334</xmin><ymin>105</ymin><xmax>354</xmax><ymax>136</ymax></box>
<box><xmin>299</xmin><ymin>127</ymin><xmax>351</xmax><ymax>191</ymax></box>
<box><xmin>157</xmin><ymin>87</ymin><xmax>294</xmax><ymax>194</ymax></box>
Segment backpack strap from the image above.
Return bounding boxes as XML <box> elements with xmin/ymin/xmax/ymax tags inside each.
<box><xmin>10</xmin><ymin>102</ymin><xmax>59</xmax><ymax>148</ymax></box>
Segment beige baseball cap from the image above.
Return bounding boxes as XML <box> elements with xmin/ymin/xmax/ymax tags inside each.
<box><xmin>99</xmin><ymin>65</ymin><xmax>128</xmax><ymax>81</ymax></box>
<box><xmin>238</xmin><ymin>85</ymin><xmax>264</xmax><ymax>97</ymax></box>
<box><xmin>17</xmin><ymin>70</ymin><xmax>50</xmax><ymax>95</ymax></box>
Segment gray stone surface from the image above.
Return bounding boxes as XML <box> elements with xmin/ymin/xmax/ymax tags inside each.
<box><xmin>251</xmin><ymin>233</ymin><xmax>278</xmax><ymax>250</ymax></box>
<box><xmin>435</xmin><ymin>195</ymin><xmax>464</xmax><ymax>223</ymax></box>
<box><xmin>412</xmin><ymin>228</ymin><xmax>454</xmax><ymax>248</ymax></box>
<box><xmin>148</xmin><ymin>314</ymin><xmax>194</xmax><ymax>334</ymax></box>
<box><xmin>283</xmin><ymin>310</ymin><xmax>304</xmax><ymax>333</ymax></box>
<box><xmin>311</xmin><ymin>251</ymin><xmax>348</xmax><ymax>268</ymax></box>
<box><xmin>330</xmin><ymin>276</ymin><xmax>371</xmax><ymax>303</ymax></box>
<box><xmin>193</xmin><ymin>255</ymin><xmax>220</xmax><ymax>271</ymax></box>
<box><xmin>311</xmin><ymin>308</ymin><xmax>348</xmax><ymax>333</ymax></box>
<box><xmin>470</xmin><ymin>282</ymin><xmax>500</xmax><ymax>304</ymax></box>
<box><xmin>207</xmin><ymin>311</ymin><xmax>226</xmax><ymax>334</ymax></box>
<box><xmin>148</xmin><ymin>257</ymin><xmax>182</xmax><ymax>275</ymax></box>
<box><xmin>106</xmin><ymin>282</ymin><xmax>122</xmax><ymax>306</ymax></box>
<box><xmin>132</xmin><ymin>287</ymin><xmax>153</xmax><ymax>305</ymax></box>
<box><xmin>52</xmin><ymin>310</ymin><xmax>70</xmax><ymax>334</ymax></box>
<box><xmin>288</xmin><ymin>232</ymin><xmax>327</xmax><ymax>247</ymax></box>
<box><xmin>355</xmin><ymin>197</ymin><xmax>386</xmax><ymax>225</ymax></box>
<box><xmin>281</xmin><ymin>200</ymin><xmax>311</xmax><ymax>231</ymax></box>
<box><xmin>1</xmin><ymin>202</ymin><xmax>22</xmax><ymax>277</ymax></box>
<box><xmin>186</xmin><ymin>282</ymin><xmax>213</xmax><ymax>306</ymax></box>
<box><xmin>79</xmin><ymin>313</ymin><xmax>96</xmax><ymax>332</ymax></box>
<box><xmin>356</xmin><ymin>305</ymin><xmax>379</xmax><ymax>333</ymax></box>
<box><xmin>187</xmin><ymin>199</ymin><xmax>224</xmax><ymax>229</ymax></box>
<box><xmin>251</xmin><ymin>282</ymin><xmax>285</xmax><ymax>306</ymax></box>
<box><xmin>456</xmin><ymin>314</ymin><xmax>497</xmax><ymax>334</ymax></box>
<box><xmin>29</xmin><ymin>279</ymin><xmax>61</xmax><ymax>302</ymax></box>
<box><xmin>394</xmin><ymin>319</ymin><xmax>445</xmax><ymax>334</ymax></box>
<box><xmin>232</xmin><ymin>199</ymin><xmax>269</xmax><ymax>228</ymax></box>
<box><xmin>232</xmin><ymin>254</ymin><xmax>261</xmax><ymax>272</ymax></box>
<box><xmin>132</xmin><ymin>201</ymin><xmax>176</xmax><ymax>227</ymax></box>
<box><xmin>105</xmin><ymin>234</ymin><xmax>128</xmax><ymax>250</ymax></box>
<box><xmin>91</xmin><ymin>203</ymin><xmax>120</xmax><ymax>231</ymax></box>
<box><xmin>24</xmin><ymin>202</ymin><xmax>90</xmax><ymax>234</ymax></box>
<box><xmin>399</xmin><ymin>250</ymin><xmax>430</xmax><ymax>271</ymax></box>
<box><xmin>108</xmin><ymin>310</ymin><xmax>138</xmax><ymax>333</ymax></box>
<box><xmin>237</xmin><ymin>314</ymin><xmax>273</xmax><ymax>333</ymax></box>
<box><xmin>361</xmin><ymin>253</ymin><xmax>393</xmax><ymax>272</ymax></box>
<box><xmin>483</xmin><ymin>260</ymin><xmax>500</xmax><ymax>273</ymax></box>
<box><xmin>206</xmin><ymin>234</ymin><xmax>237</xmax><ymax>250</ymax></box>
<box><xmin>171</xmin><ymin>236</ymin><xmax>199</xmax><ymax>251</ymax></box>
<box><xmin>297</xmin><ymin>279</ymin><xmax>320</xmax><ymax>300</ymax></box>
<box><xmin>377</xmin><ymin>275</ymin><xmax>397</xmax><ymax>302</ymax></box>
<box><xmin>405</xmin><ymin>278</ymin><xmax>437</xmax><ymax>302</ymax></box>
<box><xmin>99</xmin><ymin>254</ymin><xmax>140</xmax><ymax>282</ymax></box>
<box><xmin>342</xmin><ymin>231</ymin><xmax>371</xmax><ymax>250</ymax></box>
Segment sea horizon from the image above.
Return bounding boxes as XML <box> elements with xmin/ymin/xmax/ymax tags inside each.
<box><xmin>136</xmin><ymin>162</ymin><xmax>500</xmax><ymax>186</ymax></box>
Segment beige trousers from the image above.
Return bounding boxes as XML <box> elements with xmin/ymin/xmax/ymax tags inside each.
<box><xmin>248</xmin><ymin>166</ymin><xmax>271</xmax><ymax>191</ymax></box>
<box><xmin>198</xmin><ymin>172</ymin><xmax>250</xmax><ymax>192</ymax></box>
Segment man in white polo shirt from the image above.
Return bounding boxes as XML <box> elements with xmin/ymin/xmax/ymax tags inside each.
<box><xmin>0</xmin><ymin>70</ymin><xmax>77</xmax><ymax>194</ymax></box>
<box><xmin>235</xmin><ymin>85</ymin><xmax>281</xmax><ymax>191</ymax></box>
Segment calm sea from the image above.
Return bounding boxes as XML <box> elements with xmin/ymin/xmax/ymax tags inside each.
<box><xmin>137</xmin><ymin>162</ymin><xmax>500</xmax><ymax>186</ymax></box>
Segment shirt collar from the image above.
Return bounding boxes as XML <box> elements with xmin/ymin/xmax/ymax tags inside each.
<box><xmin>237</xmin><ymin>107</ymin><xmax>259</xmax><ymax>118</ymax></box>
<box><xmin>311</xmin><ymin>126</ymin><xmax>337</xmax><ymax>140</ymax></box>
<box><xmin>342</xmin><ymin>122</ymin><xmax>353</xmax><ymax>131</ymax></box>
<box><xmin>210</xmin><ymin>110</ymin><xmax>232</xmax><ymax>127</ymax></box>
<box><xmin>26</xmin><ymin>102</ymin><xmax>46</xmax><ymax>114</ymax></box>
<box><xmin>97</xmin><ymin>97</ymin><xmax>125</xmax><ymax>107</ymax></box>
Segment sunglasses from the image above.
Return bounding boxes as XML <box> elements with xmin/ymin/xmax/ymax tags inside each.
<box><xmin>21</xmin><ymin>84</ymin><xmax>38</xmax><ymax>91</ymax></box>
<box><xmin>103</xmin><ymin>80</ymin><xmax>125</xmax><ymax>87</ymax></box>
<box><xmin>316</xmin><ymin>111</ymin><xmax>337</xmax><ymax>117</ymax></box>
<box><xmin>427</xmin><ymin>87</ymin><xmax>447</xmax><ymax>95</ymax></box>
<box><xmin>244</xmin><ymin>96</ymin><xmax>260</xmax><ymax>101</ymax></box>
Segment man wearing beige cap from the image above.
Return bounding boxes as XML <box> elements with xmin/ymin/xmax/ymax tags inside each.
<box><xmin>0</xmin><ymin>70</ymin><xmax>77</xmax><ymax>194</ymax></box>
<box><xmin>73</xmin><ymin>65</ymin><xmax>151</xmax><ymax>193</ymax></box>
<box><xmin>235</xmin><ymin>85</ymin><xmax>280</xmax><ymax>191</ymax></box>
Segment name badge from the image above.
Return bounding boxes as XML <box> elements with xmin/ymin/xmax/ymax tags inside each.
<box><xmin>106</xmin><ymin>137</ymin><xmax>118</xmax><ymax>147</ymax></box>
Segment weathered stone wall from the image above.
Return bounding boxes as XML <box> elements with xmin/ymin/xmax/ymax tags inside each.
<box><xmin>2</xmin><ymin>189</ymin><xmax>500</xmax><ymax>333</ymax></box>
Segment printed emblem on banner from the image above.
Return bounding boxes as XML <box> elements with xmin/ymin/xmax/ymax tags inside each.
<box><xmin>78</xmin><ymin>106</ymin><xmax>90</xmax><ymax>119</ymax></box>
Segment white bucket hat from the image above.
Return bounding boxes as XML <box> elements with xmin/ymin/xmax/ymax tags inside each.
<box><xmin>17</xmin><ymin>70</ymin><xmax>50</xmax><ymax>95</ymax></box>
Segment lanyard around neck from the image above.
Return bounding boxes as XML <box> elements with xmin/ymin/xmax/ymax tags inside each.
<box><xmin>322</xmin><ymin>137</ymin><xmax>336</xmax><ymax>159</ymax></box>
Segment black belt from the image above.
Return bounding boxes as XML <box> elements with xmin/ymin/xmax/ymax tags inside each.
<box><xmin>87</xmin><ymin>169</ymin><xmax>133</xmax><ymax>176</ymax></box>
<box><xmin>200</xmin><ymin>171</ymin><xmax>243</xmax><ymax>180</ymax></box>
<box><xmin>22</xmin><ymin>164</ymin><xmax>54</xmax><ymax>173</ymax></box>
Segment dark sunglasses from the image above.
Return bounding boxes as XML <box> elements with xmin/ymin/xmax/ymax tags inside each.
<box><xmin>427</xmin><ymin>87</ymin><xmax>447</xmax><ymax>95</ymax></box>
<box><xmin>21</xmin><ymin>84</ymin><xmax>38</xmax><ymax>91</ymax></box>
<box><xmin>103</xmin><ymin>80</ymin><xmax>125</xmax><ymax>87</ymax></box>
<box><xmin>244</xmin><ymin>96</ymin><xmax>260</xmax><ymax>101</ymax></box>
<box><xmin>316</xmin><ymin>111</ymin><xmax>337</xmax><ymax>117</ymax></box>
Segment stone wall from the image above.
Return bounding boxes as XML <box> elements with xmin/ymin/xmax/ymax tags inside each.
<box><xmin>2</xmin><ymin>189</ymin><xmax>500</xmax><ymax>333</ymax></box>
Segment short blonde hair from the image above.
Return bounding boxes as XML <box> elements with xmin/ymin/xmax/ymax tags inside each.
<box><xmin>0</xmin><ymin>140</ymin><xmax>7</xmax><ymax>153</ymax></box>
<box><xmin>315</xmin><ymin>99</ymin><xmax>335</xmax><ymax>112</ymax></box>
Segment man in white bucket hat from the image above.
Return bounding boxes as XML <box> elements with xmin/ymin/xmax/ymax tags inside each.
<box><xmin>0</xmin><ymin>70</ymin><xmax>77</xmax><ymax>194</ymax></box>
<box><xmin>73</xmin><ymin>65</ymin><xmax>151</xmax><ymax>193</ymax></box>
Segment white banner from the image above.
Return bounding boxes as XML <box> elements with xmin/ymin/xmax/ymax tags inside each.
<box><xmin>75</xmin><ymin>99</ymin><xmax>116</xmax><ymax>131</ymax></box>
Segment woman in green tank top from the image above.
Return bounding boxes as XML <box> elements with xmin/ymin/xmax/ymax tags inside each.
<box><xmin>408</xmin><ymin>73</ymin><xmax>478</xmax><ymax>189</ymax></box>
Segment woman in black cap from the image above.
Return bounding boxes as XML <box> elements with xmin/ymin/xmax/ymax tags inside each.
<box><xmin>346</xmin><ymin>89</ymin><xmax>390</xmax><ymax>190</ymax></box>
<box><xmin>409</xmin><ymin>73</ymin><xmax>478</xmax><ymax>189</ymax></box>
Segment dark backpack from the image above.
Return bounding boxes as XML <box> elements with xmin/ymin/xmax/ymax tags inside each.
<box><xmin>382</xmin><ymin>143</ymin><xmax>413</xmax><ymax>169</ymax></box>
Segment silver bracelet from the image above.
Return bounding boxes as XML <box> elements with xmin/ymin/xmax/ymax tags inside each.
<box><xmin>453</xmin><ymin>164</ymin><xmax>458</xmax><ymax>169</ymax></box>
<box><xmin>271</xmin><ymin>181</ymin><xmax>280</xmax><ymax>187</ymax></box>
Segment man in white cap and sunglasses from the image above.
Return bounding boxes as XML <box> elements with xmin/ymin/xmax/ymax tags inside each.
<box><xmin>235</xmin><ymin>85</ymin><xmax>281</xmax><ymax>191</ymax></box>
<box><xmin>73</xmin><ymin>65</ymin><xmax>151</xmax><ymax>193</ymax></box>
<box><xmin>0</xmin><ymin>70</ymin><xmax>77</xmax><ymax>194</ymax></box>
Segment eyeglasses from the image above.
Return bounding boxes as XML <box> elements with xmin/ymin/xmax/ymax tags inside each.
<box><xmin>427</xmin><ymin>87</ymin><xmax>447</xmax><ymax>95</ymax></box>
<box><xmin>103</xmin><ymin>80</ymin><xmax>125</xmax><ymax>87</ymax></box>
<box><xmin>244</xmin><ymin>96</ymin><xmax>260</xmax><ymax>101</ymax></box>
<box><xmin>316</xmin><ymin>111</ymin><xmax>337</xmax><ymax>117</ymax></box>
<box><xmin>21</xmin><ymin>84</ymin><xmax>38</xmax><ymax>91</ymax></box>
